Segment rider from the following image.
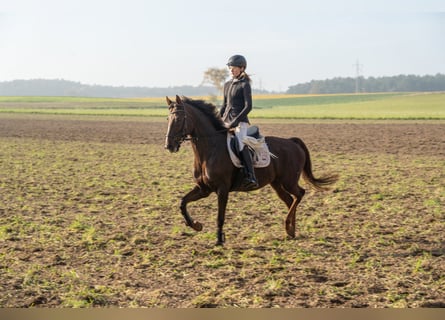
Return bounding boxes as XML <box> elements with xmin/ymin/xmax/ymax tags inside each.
<box><xmin>220</xmin><ymin>54</ymin><xmax>258</xmax><ymax>188</ymax></box>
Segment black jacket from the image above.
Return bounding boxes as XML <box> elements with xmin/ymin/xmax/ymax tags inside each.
<box><xmin>220</xmin><ymin>76</ymin><xmax>252</xmax><ymax>127</ymax></box>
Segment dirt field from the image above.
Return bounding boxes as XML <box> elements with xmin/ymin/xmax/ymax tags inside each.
<box><xmin>0</xmin><ymin>116</ymin><xmax>443</xmax><ymax>307</ymax></box>
<box><xmin>1</xmin><ymin>117</ymin><xmax>443</xmax><ymax>156</ymax></box>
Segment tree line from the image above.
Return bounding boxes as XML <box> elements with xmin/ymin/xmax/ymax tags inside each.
<box><xmin>1</xmin><ymin>73</ymin><xmax>444</xmax><ymax>97</ymax></box>
<box><xmin>286</xmin><ymin>73</ymin><xmax>445</xmax><ymax>94</ymax></box>
<box><xmin>0</xmin><ymin>79</ymin><xmax>219</xmax><ymax>98</ymax></box>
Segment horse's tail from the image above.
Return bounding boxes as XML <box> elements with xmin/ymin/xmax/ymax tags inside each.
<box><xmin>290</xmin><ymin>137</ymin><xmax>338</xmax><ymax>191</ymax></box>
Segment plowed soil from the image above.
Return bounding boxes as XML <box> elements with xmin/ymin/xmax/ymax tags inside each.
<box><xmin>0</xmin><ymin>116</ymin><xmax>443</xmax><ymax>307</ymax></box>
<box><xmin>1</xmin><ymin>118</ymin><xmax>443</xmax><ymax>156</ymax></box>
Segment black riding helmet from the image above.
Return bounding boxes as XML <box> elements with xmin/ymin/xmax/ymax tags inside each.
<box><xmin>227</xmin><ymin>55</ymin><xmax>247</xmax><ymax>69</ymax></box>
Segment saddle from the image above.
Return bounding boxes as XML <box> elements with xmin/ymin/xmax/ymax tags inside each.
<box><xmin>226</xmin><ymin>125</ymin><xmax>275</xmax><ymax>168</ymax></box>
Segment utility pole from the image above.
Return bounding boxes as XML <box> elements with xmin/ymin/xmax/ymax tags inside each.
<box><xmin>353</xmin><ymin>60</ymin><xmax>363</xmax><ymax>93</ymax></box>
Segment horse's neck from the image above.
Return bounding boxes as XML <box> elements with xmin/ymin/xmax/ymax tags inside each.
<box><xmin>192</xmin><ymin>134</ymin><xmax>225</xmax><ymax>154</ymax></box>
<box><xmin>187</xmin><ymin>107</ymin><xmax>221</xmax><ymax>140</ymax></box>
<box><xmin>187</xmin><ymin>108</ymin><xmax>225</xmax><ymax>159</ymax></box>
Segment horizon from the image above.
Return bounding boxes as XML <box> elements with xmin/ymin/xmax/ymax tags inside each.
<box><xmin>1</xmin><ymin>72</ymin><xmax>444</xmax><ymax>92</ymax></box>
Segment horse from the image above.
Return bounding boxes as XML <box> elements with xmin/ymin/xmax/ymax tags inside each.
<box><xmin>165</xmin><ymin>95</ymin><xmax>338</xmax><ymax>245</ymax></box>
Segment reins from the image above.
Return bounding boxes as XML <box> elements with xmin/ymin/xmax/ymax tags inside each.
<box><xmin>166</xmin><ymin>105</ymin><xmax>227</xmax><ymax>145</ymax></box>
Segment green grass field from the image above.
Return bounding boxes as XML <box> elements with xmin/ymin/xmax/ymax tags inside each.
<box><xmin>0</xmin><ymin>92</ymin><xmax>443</xmax><ymax>119</ymax></box>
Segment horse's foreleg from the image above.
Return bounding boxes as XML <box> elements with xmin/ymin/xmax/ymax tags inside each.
<box><xmin>216</xmin><ymin>188</ymin><xmax>229</xmax><ymax>246</ymax></box>
<box><xmin>180</xmin><ymin>185</ymin><xmax>211</xmax><ymax>231</ymax></box>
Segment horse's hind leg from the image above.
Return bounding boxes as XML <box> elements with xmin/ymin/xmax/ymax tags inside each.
<box><xmin>285</xmin><ymin>184</ymin><xmax>305</xmax><ymax>238</ymax></box>
<box><xmin>272</xmin><ymin>181</ymin><xmax>305</xmax><ymax>238</ymax></box>
<box><xmin>180</xmin><ymin>185</ymin><xmax>211</xmax><ymax>231</ymax></box>
<box><xmin>271</xmin><ymin>181</ymin><xmax>294</xmax><ymax>209</ymax></box>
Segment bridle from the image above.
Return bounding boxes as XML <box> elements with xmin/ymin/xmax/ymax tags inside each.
<box><xmin>166</xmin><ymin>102</ymin><xmax>228</xmax><ymax>146</ymax></box>
<box><xmin>166</xmin><ymin>105</ymin><xmax>192</xmax><ymax>145</ymax></box>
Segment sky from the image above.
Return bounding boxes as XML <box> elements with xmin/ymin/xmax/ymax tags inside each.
<box><xmin>1</xmin><ymin>0</ymin><xmax>444</xmax><ymax>92</ymax></box>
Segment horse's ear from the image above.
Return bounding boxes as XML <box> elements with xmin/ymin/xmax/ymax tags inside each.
<box><xmin>175</xmin><ymin>95</ymin><xmax>183</xmax><ymax>105</ymax></box>
<box><xmin>166</xmin><ymin>96</ymin><xmax>173</xmax><ymax>106</ymax></box>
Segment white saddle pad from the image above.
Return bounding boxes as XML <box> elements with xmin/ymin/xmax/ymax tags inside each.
<box><xmin>226</xmin><ymin>134</ymin><xmax>275</xmax><ymax>168</ymax></box>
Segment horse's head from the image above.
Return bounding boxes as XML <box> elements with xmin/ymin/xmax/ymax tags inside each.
<box><xmin>165</xmin><ymin>95</ymin><xmax>188</xmax><ymax>153</ymax></box>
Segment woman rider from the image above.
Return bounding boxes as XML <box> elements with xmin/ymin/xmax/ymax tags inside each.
<box><xmin>220</xmin><ymin>54</ymin><xmax>258</xmax><ymax>188</ymax></box>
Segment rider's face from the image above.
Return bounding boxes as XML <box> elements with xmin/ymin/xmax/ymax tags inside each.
<box><xmin>229</xmin><ymin>66</ymin><xmax>242</xmax><ymax>78</ymax></box>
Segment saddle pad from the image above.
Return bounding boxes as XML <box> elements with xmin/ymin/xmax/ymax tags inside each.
<box><xmin>226</xmin><ymin>134</ymin><xmax>272</xmax><ymax>168</ymax></box>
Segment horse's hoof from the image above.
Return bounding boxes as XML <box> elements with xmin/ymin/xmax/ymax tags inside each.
<box><xmin>285</xmin><ymin>221</ymin><xmax>295</xmax><ymax>238</ymax></box>
<box><xmin>216</xmin><ymin>231</ymin><xmax>225</xmax><ymax>246</ymax></box>
<box><xmin>286</xmin><ymin>229</ymin><xmax>296</xmax><ymax>238</ymax></box>
<box><xmin>192</xmin><ymin>221</ymin><xmax>203</xmax><ymax>231</ymax></box>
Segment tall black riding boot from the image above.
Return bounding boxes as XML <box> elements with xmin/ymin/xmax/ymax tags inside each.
<box><xmin>240</xmin><ymin>146</ymin><xmax>258</xmax><ymax>188</ymax></box>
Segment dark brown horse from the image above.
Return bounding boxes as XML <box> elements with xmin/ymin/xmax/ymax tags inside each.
<box><xmin>165</xmin><ymin>95</ymin><xmax>338</xmax><ymax>245</ymax></box>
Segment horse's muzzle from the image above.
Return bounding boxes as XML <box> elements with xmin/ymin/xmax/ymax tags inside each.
<box><xmin>165</xmin><ymin>143</ymin><xmax>180</xmax><ymax>153</ymax></box>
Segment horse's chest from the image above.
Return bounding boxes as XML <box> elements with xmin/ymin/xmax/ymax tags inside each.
<box><xmin>196</xmin><ymin>164</ymin><xmax>216</xmax><ymax>185</ymax></box>
<box><xmin>195</xmin><ymin>165</ymin><xmax>212</xmax><ymax>184</ymax></box>
<box><xmin>194</xmin><ymin>155</ymin><xmax>226</xmax><ymax>186</ymax></box>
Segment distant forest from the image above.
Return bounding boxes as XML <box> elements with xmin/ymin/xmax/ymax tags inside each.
<box><xmin>286</xmin><ymin>73</ymin><xmax>445</xmax><ymax>94</ymax></box>
<box><xmin>0</xmin><ymin>74</ymin><xmax>444</xmax><ymax>97</ymax></box>
<box><xmin>0</xmin><ymin>79</ymin><xmax>219</xmax><ymax>98</ymax></box>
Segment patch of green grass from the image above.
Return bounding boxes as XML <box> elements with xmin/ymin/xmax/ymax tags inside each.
<box><xmin>253</xmin><ymin>92</ymin><xmax>406</xmax><ymax>108</ymax></box>
<box><xmin>62</xmin><ymin>285</ymin><xmax>113</xmax><ymax>307</ymax></box>
<box><xmin>0</xmin><ymin>95</ymin><xmax>165</xmax><ymax>106</ymax></box>
<box><xmin>251</xmin><ymin>92</ymin><xmax>445</xmax><ymax>119</ymax></box>
<box><xmin>1</xmin><ymin>92</ymin><xmax>444</xmax><ymax>119</ymax></box>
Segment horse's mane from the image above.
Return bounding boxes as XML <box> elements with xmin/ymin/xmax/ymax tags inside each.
<box><xmin>181</xmin><ymin>96</ymin><xmax>227</xmax><ymax>131</ymax></box>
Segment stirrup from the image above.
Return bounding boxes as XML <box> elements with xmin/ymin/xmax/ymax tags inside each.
<box><xmin>243</xmin><ymin>177</ymin><xmax>258</xmax><ymax>188</ymax></box>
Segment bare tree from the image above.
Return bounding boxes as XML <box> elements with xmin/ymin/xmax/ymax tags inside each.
<box><xmin>202</xmin><ymin>67</ymin><xmax>229</xmax><ymax>95</ymax></box>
